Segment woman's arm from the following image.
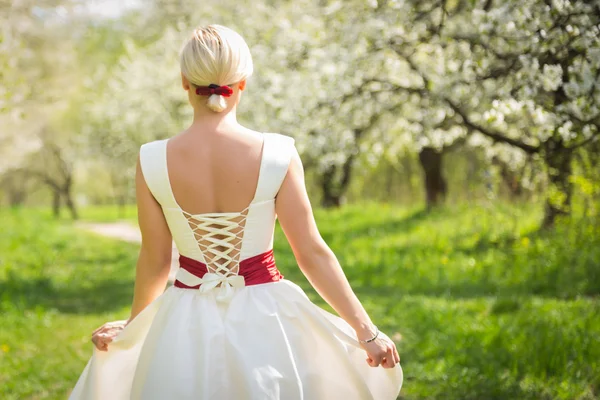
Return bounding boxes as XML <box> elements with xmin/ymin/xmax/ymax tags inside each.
<box><xmin>92</xmin><ymin>153</ymin><xmax>172</xmax><ymax>351</ymax></box>
<box><xmin>128</xmin><ymin>152</ymin><xmax>173</xmax><ymax>322</ymax></box>
<box><xmin>275</xmin><ymin>147</ymin><xmax>399</xmax><ymax>368</ymax></box>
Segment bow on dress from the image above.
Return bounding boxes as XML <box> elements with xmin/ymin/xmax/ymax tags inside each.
<box><xmin>174</xmin><ymin>268</ymin><xmax>245</xmax><ymax>302</ymax></box>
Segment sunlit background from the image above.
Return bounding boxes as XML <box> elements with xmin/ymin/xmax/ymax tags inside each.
<box><xmin>1</xmin><ymin>0</ymin><xmax>599</xmax><ymax>399</ymax></box>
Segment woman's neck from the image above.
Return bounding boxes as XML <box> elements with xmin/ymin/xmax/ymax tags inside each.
<box><xmin>189</xmin><ymin>106</ymin><xmax>240</xmax><ymax>132</ymax></box>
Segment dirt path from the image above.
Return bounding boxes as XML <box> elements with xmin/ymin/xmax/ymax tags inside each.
<box><xmin>76</xmin><ymin>221</ymin><xmax>180</xmax><ymax>282</ymax></box>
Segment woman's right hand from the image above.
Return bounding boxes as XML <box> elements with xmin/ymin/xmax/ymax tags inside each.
<box><xmin>91</xmin><ymin>320</ymin><xmax>127</xmax><ymax>351</ymax></box>
<box><xmin>359</xmin><ymin>330</ymin><xmax>400</xmax><ymax>368</ymax></box>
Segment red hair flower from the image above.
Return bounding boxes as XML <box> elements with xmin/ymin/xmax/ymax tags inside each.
<box><xmin>195</xmin><ymin>83</ymin><xmax>233</xmax><ymax>97</ymax></box>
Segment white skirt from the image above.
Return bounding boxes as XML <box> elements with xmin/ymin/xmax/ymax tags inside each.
<box><xmin>69</xmin><ymin>280</ymin><xmax>403</xmax><ymax>399</ymax></box>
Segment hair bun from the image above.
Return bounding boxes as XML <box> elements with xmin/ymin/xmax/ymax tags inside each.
<box><xmin>179</xmin><ymin>24</ymin><xmax>253</xmax><ymax>113</ymax></box>
<box><xmin>206</xmin><ymin>94</ymin><xmax>228</xmax><ymax>112</ymax></box>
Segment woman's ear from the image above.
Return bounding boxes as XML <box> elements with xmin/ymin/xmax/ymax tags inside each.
<box><xmin>181</xmin><ymin>73</ymin><xmax>190</xmax><ymax>91</ymax></box>
<box><xmin>238</xmin><ymin>79</ymin><xmax>246</xmax><ymax>91</ymax></box>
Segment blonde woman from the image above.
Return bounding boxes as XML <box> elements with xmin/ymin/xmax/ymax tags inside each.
<box><xmin>70</xmin><ymin>24</ymin><xmax>403</xmax><ymax>400</ymax></box>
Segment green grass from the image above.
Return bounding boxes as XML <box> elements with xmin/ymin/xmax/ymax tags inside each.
<box><xmin>1</xmin><ymin>203</ymin><xmax>599</xmax><ymax>399</ymax></box>
<box><xmin>75</xmin><ymin>204</ymin><xmax>138</xmax><ymax>223</ymax></box>
<box><xmin>0</xmin><ymin>208</ymin><xmax>138</xmax><ymax>399</ymax></box>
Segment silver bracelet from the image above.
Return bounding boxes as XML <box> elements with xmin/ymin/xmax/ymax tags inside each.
<box><xmin>358</xmin><ymin>325</ymin><xmax>379</xmax><ymax>344</ymax></box>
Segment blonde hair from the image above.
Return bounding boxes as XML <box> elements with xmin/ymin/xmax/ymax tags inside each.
<box><xmin>179</xmin><ymin>24</ymin><xmax>254</xmax><ymax>112</ymax></box>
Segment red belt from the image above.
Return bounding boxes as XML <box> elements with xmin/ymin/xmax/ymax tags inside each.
<box><xmin>174</xmin><ymin>249</ymin><xmax>284</xmax><ymax>290</ymax></box>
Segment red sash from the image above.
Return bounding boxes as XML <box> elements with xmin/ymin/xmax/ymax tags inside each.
<box><xmin>174</xmin><ymin>249</ymin><xmax>283</xmax><ymax>289</ymax></box>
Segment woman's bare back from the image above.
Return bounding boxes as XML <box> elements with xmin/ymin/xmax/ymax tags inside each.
<box><xmin>165</xmin><ymin>127</ymin><xmax>265</xmax><ymax>215</ymax></box>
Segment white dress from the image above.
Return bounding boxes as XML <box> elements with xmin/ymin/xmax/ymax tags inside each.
<box><xmin>69</xmin><ymin>132</ymin><xmax>403</xmax><ymax>400</ymax></box>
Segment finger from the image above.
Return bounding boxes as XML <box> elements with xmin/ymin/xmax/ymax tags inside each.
<box><xmin>392</xmin><ymin>346</ymin><xmax>400</xmax><ymax>365</ymax></box>
<box><xmin>103</xmin><ymin>337</ymin><xmax>113</xmax><ymax>344</ymax></box>
<box><xmin>92</xmin><ymin>334</ymin><xmax>110</xmax><ymax>347</ymax></box>
<box><xmin>99</xmin><ymin>339</ymin><xmax>111</xmax><ymax>351</ymax></box>
<box><xmin>382</xmin><ymin>348</ymin><xmax>394</xmax><ymax>368</ymax></box>
<box><xmin>373</xmin><ymin>355</ymin><xmax>384</xmax><ymax>367</ymax></box>
<box><xmin>383</xmin><ymin>351</ymin><xmax>395</xmax><ymax>368</ymax></box>
<box><xmin>92</xmin><ymin>328</ymin><xmax>111</xmax><ymax>340</ymax></box>
<box><xmin>369</xmin><ymin>359</ymin><xmax>380</xmax><ymax>367</ymax></box>
<box><xmin>92</xmin><ymin>337</ymin><xmax>104</xmax><ymax>351</ymax></box>
<box><xmin>386</xmin><ymin>345</ymin><xmax>396</xmax><ymax>368</ymax></box>
<box><xmin>92</xmin><ymin>325</ymin><xmax>106</xmax><ymax>335</ymax></box>
<box><xmin>97</xmin><ymin>334</ymin><xmax>114</xmax><ymax>345</ymax></box>
<box><xmin>366</xmin><ymin>356</ymin><xmax>379</xmax><ymax>367</ymax></box>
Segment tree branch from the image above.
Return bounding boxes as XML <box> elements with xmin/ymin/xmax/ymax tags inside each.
<box><xmin>438</xmin><ymin>0</ymin><xmax>448</xmax><ymax>35</ymax></box>
<box><xmin>566</xmin><ymin>132</ymin><xmax>600</xmax><ymax>150</ymax></box>
<box><xmin>445</xmin><ymin>99</ymin><xmax>541</xmax><ymax>154</ymax></box>
<box><xmin>19</xmin><ymin>168</ymin><xmax>61</xmax><ymax>191</ymax></box>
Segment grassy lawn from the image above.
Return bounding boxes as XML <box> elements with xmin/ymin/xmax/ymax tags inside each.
<box><xmin>1</xmin><ymin>203</ymin><xmax>599</xmax><ymax>399</ymax></box>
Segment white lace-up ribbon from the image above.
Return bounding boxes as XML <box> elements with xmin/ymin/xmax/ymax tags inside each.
<box><xmin>175</xmin><ymin>267</ymin><xmax>245</xmax><ymax>301</ymax></box>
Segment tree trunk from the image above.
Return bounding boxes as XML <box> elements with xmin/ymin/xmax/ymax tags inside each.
<box><xmin>492</xmin><ymin>156</ymin><xmax>524</xmax><ymax>199</ymax></box>
<box><xmin>7</xmin><ymin>185</ymin><xmax>27</xmax><ymax>207</ymax></box>
<box><xmin>2</xmin><ymin>173</ymin><xmax>28</xmax><ymax>207</ymax></box>
<box><xmin>118</xmin><ymin>194</ymin><xmax>127</xmax><ymax>219</ymax></box>
<box><xmin>385</xmin><ymin>163</ymin><xmax>394</xmax><ymax>200</ymax></box>
<box><xmin>542</xmin><ymin>138</ymin><xmax>573</xmax><ymax>228</ymax></box>
<box><xmin>63</xmin><ymin>188</ymin><xmax>79</xmax><ymax>220</ymax></box>
<box><xmin>320</xmin><ymin>166</ymin><xmax>342</xmax><ymax>208</ymax></box>
<box><xmin>319</xmin><ymin>150</ymin><xmax>358</xmax><ymax>208</ymax></box>
<box><xmin>418</xmin><ymin>147</ymin><xmax>447</xmax><ymax>209</ymax></box>
<box><xmin>500</xmin><ymin>167</ymin><xmax>524</xmax><ymax>198</ymax></box>
<box><xmin>52</xmin><ymin>190</ymin><xmax>61</xmax><ymax>218</ymax></box>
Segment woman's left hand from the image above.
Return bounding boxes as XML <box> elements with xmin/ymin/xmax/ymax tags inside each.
<box><xmin>91</xmin><ymin>320</ymin><xmax>127</xmax><ymax>351</ymax></box>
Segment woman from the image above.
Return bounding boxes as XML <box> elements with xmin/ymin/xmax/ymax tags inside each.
<box><xmin>70</xmin><ymin>24</ymin><xmax>403</xmax><ymax>400</ymax></box>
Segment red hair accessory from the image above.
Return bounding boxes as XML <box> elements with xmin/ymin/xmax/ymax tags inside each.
<box><xmin>195</xmin><ymin>83</ymin><xmax>233</xmax><ymax>97</ymax></box>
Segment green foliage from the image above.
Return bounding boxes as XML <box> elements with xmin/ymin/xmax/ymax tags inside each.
<box><xmin>0</xmin><ymin>209</ymin><xmax>137</xmax><ymax>399</ymax></box>
<box><xmin>1</xmin><ymin>203</ymin><xmax>599</xmax><ymax>399</ymax></box>
<box><xmin>275</xmin><ymin>203</ymin><xmax>600</xmax><ymax>399</ymax></box>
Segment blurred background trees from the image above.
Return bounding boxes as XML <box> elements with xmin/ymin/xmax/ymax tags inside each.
<box><xmin>1</xmin><ymin>2</ymin><xmax>599</xmax><ymax>399</ymax></box>
<box><xmin>1</xmin><ymin>0</ymin><xmax>598</xmax><ymax>227</ymax></box>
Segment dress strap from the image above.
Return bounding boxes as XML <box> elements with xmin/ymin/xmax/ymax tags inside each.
<box><xmin>252</xmin><ymin>133</ymin><xmax>296</xmax><ymax>203</ymax></box>
<box><xmin>139</xmin><ymin>139</ymin><xmax>179</xmax><ymax>208</ymax></box>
